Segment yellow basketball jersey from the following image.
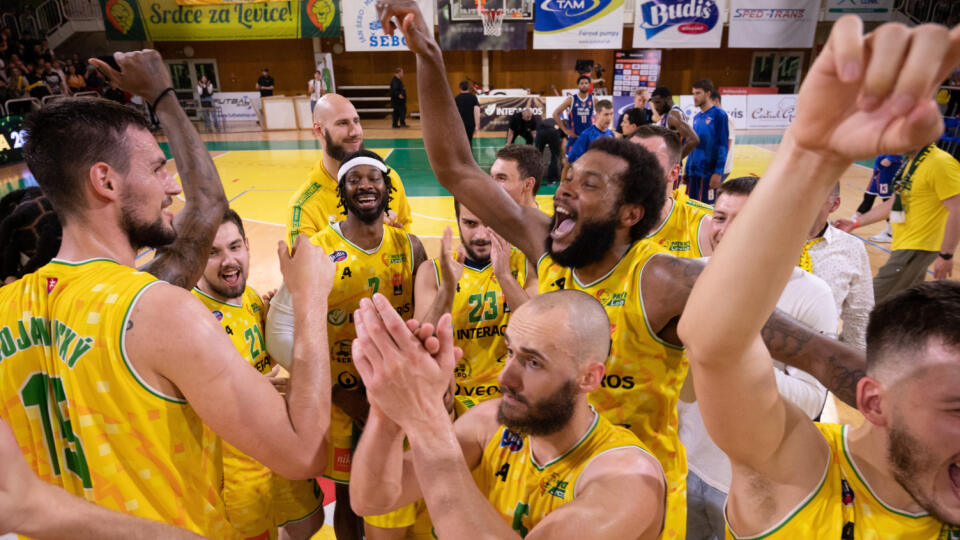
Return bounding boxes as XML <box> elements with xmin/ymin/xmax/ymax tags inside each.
<box><xmin>647</xmin><ymin>195</ymin><xmax>712</xmax><ymax>258</ymax></box>
<box><xmin>674</xmin><ymin>188</ymin><xmax>714</xmax><ymax>211</ymax></box>
<box><xmin>286</xmin><ymin>158</ymin><xmax>413</xmax><ymax>247</ymax></box>
<box><xmin>473</xmin><ymin>409</ymin><xmax>654</xmax><ymax>536</ymax></box>
<box><xmin>0</xmin><ymin>259</ymin><xmax>234</xmax><ymax>538</ymax></box>
<box><xmin>433</xmin><ymin>249</ymin><xmax>528</xmax><ymax>402</ymax></box>
<box><xmin>537</xmin><ymin>241</ymin><xmax>688</xmax><ymax>539</ymax></box>
<box><xmin>727</xmin><ymin>423</ymin><xmax>960</xmax><ymax>540</ymax></box>
<box><xmin>312</xmin><ymin>222</ymin><xmax>415</xmax><ymax>482</ymax></box>
<box><xmin>192</xmin><ymin>286</ymin><xmax>323</xmax><ymax>539</ymax></box>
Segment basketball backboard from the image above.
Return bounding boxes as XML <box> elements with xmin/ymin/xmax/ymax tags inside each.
<box><xmin>450</xmin><ymin>0</ymin><xmax>534</xmax><ymax>21</ymax></box>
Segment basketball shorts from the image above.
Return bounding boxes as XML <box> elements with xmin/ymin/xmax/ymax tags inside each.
<box><xmin>223</xmin><ymin>456</ymin><xmax>323</xmax><ymax>539</ymax></box>
<box><xmin>866</xmin><ymin>172</ymin><xmax>892</xmax><ymax>197</ymax></box>
<box><xmin>364</xmin><ymin>500</ymin><xmax>435</xmax><ymax>539</ymax></box>
<box><xmin>325</xmin><ymin>405</ymin><xmax>360</xmax><ymax>483</ymax></box>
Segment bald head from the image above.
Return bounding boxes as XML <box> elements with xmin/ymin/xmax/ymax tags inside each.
<box><xmin>512</xmin><ymin>290</ymin><xmax>611</xmax><ymax>366</ymax></box>
<box><xmin>313</xmin><ymin>93</ymin><xmax>359</xmax><ymax>126</ymax></box>
<box><xmin>313</xmin><ymin>93</ymin><xmax>364</xmax><ymax>160</ymax></box>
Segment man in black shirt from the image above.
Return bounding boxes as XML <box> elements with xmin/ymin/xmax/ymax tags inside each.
<box><xmin>390</xmin><ymin>66</ymin><xmax>407</xmax><ymax>128</ymax></box>
<box><xmin>534</xmin><ymin>118</ymin><xmax>563</xmax><ymax>184</ymax></box>
<box><xmin>506</xmin><ymin>108</ymin><xmax>537</xmax><ymax>145</ymax></box>
<box><xmin>25</xmin><ymin>65</ymin><xmax>49</xmax><ymax>100</ymax></box>
<box><xmin>256</xmin><ymin>67</ymin><xmax>274</xmax><ymax>97</ymax></box>
<box><xmin>454</xmin><ymin>80</ymin><xmax>480</xmax><ymax>145</ymax></box>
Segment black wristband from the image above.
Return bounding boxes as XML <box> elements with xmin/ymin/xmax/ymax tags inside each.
<box><xmin>939</xmin><ymin>252</ymin><xmax>953</xmax><ymax>261</ymax></box>
<box><xmin>151</xmin><ymin>87</ymin><xmax>175</xmax><ymax>110</ymax></box>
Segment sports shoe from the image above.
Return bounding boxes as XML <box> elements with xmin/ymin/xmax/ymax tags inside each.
<box><xmin>869</xmin><ymin>230</ymin><xmax>892</xmax><ymax>243</ymax></box>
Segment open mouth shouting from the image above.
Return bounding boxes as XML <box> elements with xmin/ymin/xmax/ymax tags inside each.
<box><xmin>551</xmin><ymin>202</ymin><xmax>577</xmax><ymax>242</ymax></box>
<box><xmin>220</xmin><ymin>266</ymin><xmax>242</xmax><ymax>288</ymax></box>
<box><xmin>951</xmin><ymin>462</ymin><xmax>960</xmax><ymax>501</ymax></box>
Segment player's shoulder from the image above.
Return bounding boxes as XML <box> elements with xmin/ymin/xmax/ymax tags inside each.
<box><xmin>455</xmin><ymin>397</ymin><xmax>502</xmax><ymax>445</ymax></box>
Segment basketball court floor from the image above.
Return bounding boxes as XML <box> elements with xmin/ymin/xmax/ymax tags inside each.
<box><xmin>1</xmin><ymin>118</ymin><xmax>950</xmax><ymax>539</ymax></box>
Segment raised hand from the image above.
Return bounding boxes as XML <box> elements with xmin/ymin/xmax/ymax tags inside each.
<box><xmin>88</xmin><ymin>50</ymin><xmax>173</xmax><ymax>104</ymax></box>
<box><xmin>375</xmin><ymin>0</ymin><xmax>434</xmax><ymax>55</ymax></box>
<box><xmin>790</xmin><ymin>17</ymin><xmax>960</xmax><ymax>162</ymax></box>
<box><xmin>489</xmin><ymin>229</ymin><xmax>512</xmax><ymax>281</ymax></box>
<box><xmin>439</xmin><ymin>226</ymin><xmax>465</xmax><ymax>290</ymax></box>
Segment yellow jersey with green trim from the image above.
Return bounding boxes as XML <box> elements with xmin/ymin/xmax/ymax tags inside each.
<box><xmin>726</xmin><ymin>423</ymin><xmax>960</xmax><ymax>540</ymax></box>
<box><xmin>433</xmin><ymin>249</ymin><xmax>528</xmax><ymax>402</ymax></box>
<box><xmin>537</xmin><ymin>240</ymin><xmax>688</xmax><ymax>539</ymax></box>
<box><xmin>674</xmin><ymin>188</ymin><xmax>713</xmax><ymax>212</ymax></box>
<box><xmin>192</xmin><ymin>286</ymin><xmax>322</xmax><ymax>539</ymax></box>
<box><xmin>647</xmin><ymin>195</ymin><xmax>712</xmax><ymax>258</ymax></box>
<box><xmin>312</xmin><ymin>222</ymin><xmax>415</xmax><ymax>482</ymax></box>
<box><xmin>286</xmin><ymin>156</ymin><xmax>413</xmax><ymax>247</ymax></box>
<box><xmin>0</xmin><ymin>259</ymin><xmax>234</xmax><ymax>538</ymax></box>
<box><xmin>473</xmin><ymin>409</ymin><xmax>653</xmax><ymax>536</ymax></box>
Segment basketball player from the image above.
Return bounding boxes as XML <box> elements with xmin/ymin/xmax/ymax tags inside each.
<box><xmin>553</xmin><ymin>75</ymin><xmax>595</xmax><ymax>185</ymax></box>
<box><xmin>683</xmin><ymin>79</ymin><xmax>729</xmax><ymax>205</ymax></box>
<box><xmin>414</xmin><ymin>202</ymin><xmax>537</xmax><ymax>401</ymax></box>
<box><xmin>192</xmin><ymin>209</ymin><xmax>324</xmax><ymax>540</ymax></box>
<box><xmin>350</xmin><ymin>290</ymin><xmax>667</xmax><ymax>539</ymax></box>
<box><xmin>630</xmin><ymin>125</ymin><xmax>713</xmax><ymax>258</ymax></box>
<box><xmin>490</xmin><ymin>144</ymin><xmax>544</xmax><ymax>209</ymax></box>
<box><xmin>0</xmin><ymin>50</ymin><xmax>334</xmax><ymax>538</ymax></box>
<box><xmin>268</xmin><ymin>149</ymin><xmax>427</xmax><ymax>540</ymax></box>
<box><xmin>373</xmin><ymin>4</ymin><xmax>868</xmax><ymax>538</ymax></box>
<box><xmin>286</xmin><ymin>94</ymin><xmax>413</xmax><ymax>246</ymax></box>
<box><xmin>566</xmin><ymin>99</ymin><xmax>615</xmax><ymax>164</ymax></box>
<box><xmin>677</xmin><ymin>17</ymin><xmax>960</xmax><ymax>538</ymax></box>
<box><xmin>650</xmin><ymin>86</ymin><xmax>698</xmax><ymax>159</ymax></box>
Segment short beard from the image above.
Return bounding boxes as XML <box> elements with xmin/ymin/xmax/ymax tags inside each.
<box><xmin>497</xmin><ymin>379</ymin><xmax>576</xmax><ymax>437</ymax></box>
<box><xmin>120</xmin><ymin>199</ymin><xmax>176</xmax><ymax>250</ymax></box>
<box><xmin>545</xmin><ymin>212</ymin><xmax>618</xmax><ymax>269</ymax></box>
<box><xmin>204</xmin><ymin>273</ymin><xmax>246</xmax><ymax>301</ymax></box>
<box><xmin>324</xmin><ymin>130</ymin><xmax>350</xmax><ymax>162</ymax></box>
<box><xmin>887</xmin><ymin>417</ymin><xmax>952</xmax><ymax>524</ymax></box>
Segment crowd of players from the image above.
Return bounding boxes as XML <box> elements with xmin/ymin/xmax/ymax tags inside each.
<box><xmin>0</xmin><ymin>3</ymin><xmax>959</xmax><ymax>539</ymax></box>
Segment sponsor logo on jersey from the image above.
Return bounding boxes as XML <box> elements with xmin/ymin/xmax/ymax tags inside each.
<box><xmin>333</xmin><ymin>447</ymin><xmax>352</xmax><ymax>473</ymax></box>
<box><xmin>540</xmin><ymin>472</ymin><xmax>569</xmax><ymax>499</ymax></box>
<box><xmin>45</xmin><ymin>278</ymin><xmax>58</xmax><ymax>293</ymax></box>
<box><xmin>327</xmin><ymin>308</ymin><xmax>348</xmax><ymax>326</ymax></box>
<box><xmin>454</xmin><ymin>360</ymin><xmax>472</xmax><ymax>379</ymax></box>
<box><xmin>499</xmin><ymin>429</ymin><xmax>524</xmax><ymax>452</ymax></box>
<box><xmin>456</xmin><ymin>383</ymin><xmax>500</xmax><ymax>398</ymax></box>
<box><xmin>251</xmin><ymin>304</ymin><xmax>261</xmax><ymax>313</ymax></box>
<box><xmin>600</xmin><ymin>373</ymin><xmax>635</xmax><ymax>389</ymax></box>
<box><xmin>330</xmin><ymin>250</ymin><xmax>348</xmax><ymax>263</ymax></box>
<box><xmin>666</xmin><ymin>240</ymin><xmax>692</xmax><ymax>252</ymax></box>
<box><xmin>333</xmin><ymin>340</ymin><xmax>352</xmax><ymax>363</ymax></box>
<box><xmin>338</xmin><ymin>371</ymin><xmax>360</xmax><ymax>389</ymax></box>
<box><xmin>381</xmin><ymin>253</ymin><xmax>407</xmax><ymax>265</ymax></box>
<box><xmin>212</xmin><ymin>310</ymin><xmax>224</xmax><ymax>321</ymax></box>
<box><xmin>456</xmin><ymin>324</ymin><xmax>507</xmax><ymax>341</ymax></box>
<box><xmin>392</xmin><ymin>272</ymin><xmax>403</xmax><ymax>296</ymax></box>
<box><xmin>639</xmin><ymin>0</ymin><xmax>719</xmax><ymax>38</ymax></box>
<box><xmin>596</xmin><ymin>289</ymin><xmax>627</xmax><ymax>307</ymax></box>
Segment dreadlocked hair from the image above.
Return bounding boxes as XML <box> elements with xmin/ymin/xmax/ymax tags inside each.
<box><xmin>0</xmin><ymin>187</ymin><xmax>62</xmax><ymax>281</ymax></box>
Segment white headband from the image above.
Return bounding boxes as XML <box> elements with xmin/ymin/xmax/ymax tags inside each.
<box><xmin>337</xmin><ymin>156</ymin><xmax>388</xmax><ymax>182</ymax></box>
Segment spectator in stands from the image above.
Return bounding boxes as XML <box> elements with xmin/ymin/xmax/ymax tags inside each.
<box><xmin>0</xmin><ymin>78</ymin><xmax>18</xmax><ymax>106</ymax></box>
<box><xmin>103</xmin><ymin>79</ymin><xmax>128</xmax><ymax>104</ymax></box>
<box><xmin>38</xmin><ymin>39</ymin><xmax>51</xmax><ymax>62</ymax></box>
<box><xmin>7</xmin><ymin>65</ymin><xmax>25</xmax><ymax>97</ymax></box>
<box><xmin>84</xmin><ymin>64</ymin><xmax>103</xmax><ymax>93</ymax></box>
<box><xmin>506</xmin><ymin>108</ymin><xmax>537</xmax><ymax>145</ymax></box>
<box><xmin>25</xmin><ymin>64</ymin><xmax>49</xmax><ymax>100</ymax></box>
<box><xmin>42</xmin><ymin>62</ymin><xmax>65</xmax><ymax>95</ymax></box>
<box><xmin>0</xmin><ymin>35</ymin><xmax>8</xmax><ymax>60</ymax></box>
<box><xmin>454</xmin><ymin>80</ymin><xmax>479</xmax><ymax>146</ymax></box>
<box><xmin>256</xmin><ymin>67</ymin><xmax>274</xmax><ymax>97</ymax></box>
<box><xmin>65</xmin><ymin>64</ymin><xmax>84</xmax><ymax>93</ymax></box>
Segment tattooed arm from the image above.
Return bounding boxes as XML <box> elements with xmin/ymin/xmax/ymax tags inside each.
<box><xmin>641</xmin><ymin>254</ymin><xmax>864</xmax><ymax>407</ymax></box>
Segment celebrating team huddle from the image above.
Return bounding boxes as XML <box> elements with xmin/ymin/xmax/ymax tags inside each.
<box><xmin>0</xmin><ymin>2</ymin><xmax>959</xmax><ymax>539</ymax></box>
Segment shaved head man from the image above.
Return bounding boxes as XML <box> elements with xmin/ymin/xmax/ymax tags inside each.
<box><xmin>286</xmin><ymin>94</ymin><xmax>413</xmax><ymax>245</ymax></box>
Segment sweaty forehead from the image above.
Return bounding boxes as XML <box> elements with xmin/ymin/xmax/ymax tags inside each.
<box><xmin>127</xmin><ymin>126</ymin><xmax>164</xmax><ymax>161</ymax></box>
<box><xmin>507</xmin><ymin>306</ymin><xmax>571</xmax><ymax>362</ymax></box>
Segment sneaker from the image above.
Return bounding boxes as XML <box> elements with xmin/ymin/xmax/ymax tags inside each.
<box><xmin>869</xmin><ymin>230</ymin><xmax>893</xmax><ymax>243</ymax></box>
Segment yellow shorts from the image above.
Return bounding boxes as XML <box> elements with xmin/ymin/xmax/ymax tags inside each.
<box><xmin>324</xmin><ymin>405</ymin><xmax>358</xmax><ymax>483</ymax></box>
<box><xmin>364</xmin><ymin>500</ymin><xmax>434</xmax><ymax>539</ymax></box>
<box><xmin>223</xmin><ymin>444</ymin><xmax>324</xmax><ymax>539</ymax></box>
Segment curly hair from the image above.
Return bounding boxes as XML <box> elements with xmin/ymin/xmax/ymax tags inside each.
<box><xmin>335</xmin><ymin>149</ymin><xmax>395</xmax><ymax>217</ymax></box>
<box><xmin>586</xmin><ymin>137</ymin><xmax>666</xmax><ymax>241</ymax></box>
<box><xmin>0</xmin><ymin>187</ymin><xmax>62</xmax><ymax>281</ymax></box>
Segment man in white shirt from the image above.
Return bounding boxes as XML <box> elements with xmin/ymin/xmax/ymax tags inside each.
<box><xmin>680</xmin><ymin>177</ymin><xmax>833</xmax><ymax>540</ymax></box>
<box><xmin>804</xmin><ymin>183</ymin><xmax>874</xmax><ymax>350</ymax></box>
<box><xmin>309</xmin><ymin>69</ymin><xmax>326</xmax><ymax>113</ymax></box>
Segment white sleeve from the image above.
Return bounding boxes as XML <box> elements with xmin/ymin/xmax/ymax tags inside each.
<box><xmin>774</xmin><ymin>366</ymin><xmax>827</xmax><ymax>419</ymax></box>
<box><xmin>839</xmin><ymin>242</ymin><xmax>874</xmax><ymax>350</ymax></box>
<box><xmin>265</xmin><ymin>283</ymin><xmax>295</xmax><ymax>370</ymax></box>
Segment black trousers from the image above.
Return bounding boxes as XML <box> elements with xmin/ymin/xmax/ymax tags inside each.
<box><xmin>464</xmin><ymin>123</ymin><xmax>475</xmax><ymax>145</ymax></box>
<box><xmin>535</xmin><ymin>128</ymin><xmax>562</xmax><ymax>183</ymax></box>
<box><xmin>392</xmin><ymin>101</ymin><xmax>406</xmax><ymax>126</ymax></box>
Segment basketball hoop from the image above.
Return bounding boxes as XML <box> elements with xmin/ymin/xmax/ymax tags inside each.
<box><xmin>477</xmin><ymin>0</ymin><xmax>505</xmax><ymax>36</ymax></box>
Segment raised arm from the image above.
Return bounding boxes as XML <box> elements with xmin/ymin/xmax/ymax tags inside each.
<box><xmin>413</xmin><ymin>227</ymin><xmax>461</xmax><ymax>327</ymax></box>
<box><xmin>376</xmin><ymin>1</ymin><xmax>550</xmax><ymax>261</ymax></box>
<box><xmin>490</xmin><ymin>233</ymin><xmax>532</xmax><ymax>310</ymax></box>
<box><xmin>91</xmin><ymin>51</ymin><xmax>228</xmax><ymax>290</ymax></box>
<box><xmin>130</xmin><ymin>236</ymin><xmax>333</xmax><ymax>479</ymax></box>
<box><xmin>669</xmin><ymin>111</ymin><xmax>699</xmax><ymax>158</ymax></box>
<box><xmin>677</xmin><ymin>14</ymin><xmax>959</xmax><ymax>476</ymax></box>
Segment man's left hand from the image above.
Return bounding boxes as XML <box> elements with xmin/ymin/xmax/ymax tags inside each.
<box><xmin>933</xmin><ymin>256</ymin><xmax>953</xmax><ymax>279</ymax></box>
<box><xmin>709</xmin><ymin>173</ymin><xmax>723</xmax><ymax>190</ymax></box>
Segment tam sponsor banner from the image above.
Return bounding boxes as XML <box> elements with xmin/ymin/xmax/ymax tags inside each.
<box><xmin>100</xmin><ymin>0</ymin><xmax>339</xmax><ymax>40</ymax></box>
<box><xmin>478</xmin><ymin>96</ymin><xmax>545</xmax><ymax>132</ymax></box>
<box><xmin>213</xmin><ymin>92</ymin><xmax>260</xmax><ymax>122</ymax></box>
<box><xmin>824</xmin><ymin>0</ymin><xmax>893</xmax><ymax>21</ymax></box>
<box><xmin>533</xmin><ymin>0</ymin><xmax>625</xmax><ymax>50</ymax></box>
<box><xmin>728</xmin><ymin>0</ymin><xmax>818</xmax><ymax>49</ymax></box>
<box><xmin>745</xmin><ymin>94</ymin><xmax>796</xmax><ymax>129</ymax></box>
<box><xmin>437</xmin><ymin>0</ymin><xmax>527</xmax><ymax>50</ymax></box>
<box><xmin>633</xmin><ymin>0</ymin><xmax>724</xmax><ymax>49</ymax></box>
<box><xmin>343</xmin><ymin>0</ymin><xmax>435</xmax><ymax>51</ymax></box>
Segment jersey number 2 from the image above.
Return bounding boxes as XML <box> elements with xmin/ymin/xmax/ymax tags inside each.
<box><xmin>244</xmin><ymin>325</ymin><xmax>266</xmax><ymax>361</ymax></box>
<box><xmin>20</xmin><ymin>372</ymin><xmax>92</xmax><ymax>488</ymax></box>
<box><xmin>467</xmin><ymin>291</ymin><xmax>498</xmax><ymax>323</ymax></box>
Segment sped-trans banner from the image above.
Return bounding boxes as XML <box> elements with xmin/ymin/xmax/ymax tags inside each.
<box><xmin>99</xmin><ymin>0</ymin><xmax>340</xmax><ymax>40</ymax></box>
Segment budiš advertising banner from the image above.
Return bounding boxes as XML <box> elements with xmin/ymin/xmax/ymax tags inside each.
<box><xmin>633</xmin><ymin>0</ymin><xmax>724</xmax><ymax>48</ymax></box>
<box><xmin>533</xmin><ymin>0</ymin><xmax>625</xmax><ymax>50</ymax></box>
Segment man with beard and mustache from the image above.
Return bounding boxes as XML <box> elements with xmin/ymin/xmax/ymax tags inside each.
<box><xmin>268</xmin><ymin>149</ymin><xmax>427</xmax><ymax>540</ymax></box>
<box><xmin>371</xmin><ymin>3</ymin><xmax>871</xmax><ymax>538</ymax></box>
<box><xmin>683</xmin><ymin>79</ymin><xmax>728</xmax><ymax>205</ymax></box>
<box><xmin>286</xmin><ymin>94</ymin><xmax>413</xmax><ymax>247</ymax></box>
<box><xmin>413</xmin><ymin>201</ymin><xmax>538</xmax><ymax>403</ymax></box>
<box><xmin>0</xmin><ymin>51</ymin><xmax>335</xmax><ymax>538</ymax></box>
<box><xmin>678</xmin><ymin>19</ymin><xmax>960</xmax><ymax>537</ymax></box>
<box><xmin>192</xmin><ymin>209</ymin><xmax>325</xmax><ymax>540</ymax></box>
<box><xmin>349</xmin><ymin>289</ymin><xmax>667</xmax><ymax>539</ymax></box>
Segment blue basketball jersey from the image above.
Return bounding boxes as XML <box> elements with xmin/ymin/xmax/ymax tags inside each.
<box><xmin>571</xmin><ymin>93</ymin><xmax>594</xmax><ymax>136</ymax></box>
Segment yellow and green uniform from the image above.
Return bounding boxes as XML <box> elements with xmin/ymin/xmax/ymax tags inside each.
<box><xmin>192</xmin><ymin>286</ymin><xmax>323</xmax><ymax>539</ymax></box>
<box><xmin>433</xmin><ymin>249</ymin><xmax>529</xmax><ymax>402</ymax></box>
<box><xmin>286</xmin><ymin>155</ymin><xmax>413</xmax><ymax>246</ymax></box>
<box><xmin>890</xmin><ymin>145</ymin><xmax>960</xmax><ymax>252</ymax></box>
<box><xmin>363</xmin><ymin>396</ymin><xmax>479</xmax><ymax>539</ymax></box>
<box><xmin>674</xmin><ymin>187</ymin><xmax>713</xmax><ymax>212</ymax></box>
<box><xmin>646</xmin><ymin>194</ymin><xmax>712</xmax><ymax>258</ymax></box>
<box><xmin>0</xmin><ymin>259</ymin><xmax>234</xmax><ymax>538</ymax></box>
<box><xmin>726</xmin><ymin>423</ymin><xmax>960</xmax><ymax>539</ymax></box>
<box><xmin>312</xmin><ymin>222</ymin><xmax>415</xmax><ymax>482</ymax></box>
<box><xmin>538</xmin><ymin>241</ymin><xmax>688</xmax><ymax>539</ymax></box>
<box><xmin>473</xmin><ymin>408</ymin><xmax>656</xmax><ymax>536</ymax></box>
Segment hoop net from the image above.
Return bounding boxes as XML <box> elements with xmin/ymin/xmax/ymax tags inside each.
<box><xmin>477</xmin><ymin>1</ymin><xmax>505</xmax><ymax>36</ymax></box>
